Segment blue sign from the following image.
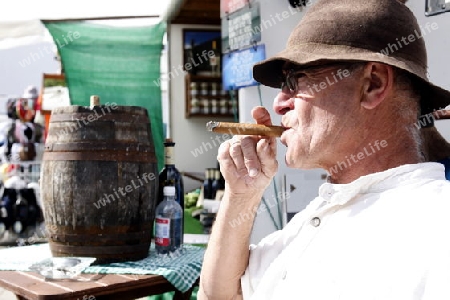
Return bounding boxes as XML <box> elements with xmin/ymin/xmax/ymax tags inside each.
<box><xmin>222</xmin><ymin>44</ymin><xmax>266</xmax><ymax>90</ymax></box>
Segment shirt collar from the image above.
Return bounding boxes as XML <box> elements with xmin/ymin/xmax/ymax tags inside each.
<box><xmin>319</xmin><ymin>162</ymin><xmax>446</xmax><ymax>205</ymax></box>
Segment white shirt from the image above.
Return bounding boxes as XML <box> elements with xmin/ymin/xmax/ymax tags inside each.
<box><xmin>241</xmin><ymin>163</ymin><xmax>450</xmax><ymax>300</ymax></box>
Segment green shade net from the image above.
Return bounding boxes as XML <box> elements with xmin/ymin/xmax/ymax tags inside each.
<box><xmin>45</xmin><ymin>21</ymin><xmax>166</xmax><ymax>170</ymax></box>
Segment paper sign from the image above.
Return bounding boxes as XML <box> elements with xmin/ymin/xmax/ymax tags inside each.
<box><xmin>222</xmin><ymin>44</ymin><xmax>266</xmax><ymax>90</ymax></box>
<box><xmin>221</xmin><ymin>2</ymin><xmax>261</xmax><ymax>53</ymax></box>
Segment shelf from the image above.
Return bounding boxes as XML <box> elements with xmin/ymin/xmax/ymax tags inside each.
<box><xmin>187</xmin><ymin>75</ymin><xmax>221</xmax><ymax>81</ymax></box>
<box><xmin>185</xmin><ymin>74</ymin><xmax>239</xmax><ymax>119</ymax></box>
<box><xmin>187</xmin><ymin>113</ymin><xmax>238</xmax><ymax>119</ymax></box>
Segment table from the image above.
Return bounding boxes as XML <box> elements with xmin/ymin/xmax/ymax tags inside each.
<box><xmin>0</xmin><ymin>242</ymin><xmax>205</xmax><ymax>300</ymax></box>
<box><xmin>0</xmin><ymin>271</ymin><xmax>197</xmax><ymax>300</ymax></box>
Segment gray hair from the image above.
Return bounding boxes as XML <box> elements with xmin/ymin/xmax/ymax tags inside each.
<box><xmin>392</xmin><ymin>68</ymin><xmax>423</xmax><ymax>159</ymax></box>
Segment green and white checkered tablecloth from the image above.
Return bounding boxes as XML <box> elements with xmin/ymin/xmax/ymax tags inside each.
<box><xmin>0</xmin><ymin>243</ymin><xmax>205</xmax><ymax>293</ymax></box>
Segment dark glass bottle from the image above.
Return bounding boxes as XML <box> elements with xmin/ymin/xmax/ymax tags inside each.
<box><xmin>157</xmin><ymin>139</ymin><xmax>184</xmax><ymax>209</ymax></box>
<box><xmin>13</xmin><ymin>193</ymin><xmax>28</xmax><ymax>234</ymax></box>
<box><xmin>155</xmin><ymin>186</ymin><xmax>183</xmax><ymax>255</ymax></box>
<box><xmin>211</xmin><ymin>169</ymin><xmax>221</xmax><ymax>199</ymax></box>
<box><xmin>216</xmin><ymin>161</ymin><xmax>225</xmax><ymax>191</ymax></box>
<box><xmin>203</xmin><ymin>169</ymin><xmax>213</xmax><ymax>199</ymax></box>
<box><xmin>0</xmin><ymin>191</ymin><xmax>14</xmax><ymax>236</ymax></box>
<box><xmin>210</xmin><ymin>40</ymin><xmax>221</xmax><ymax>76</ymax></box>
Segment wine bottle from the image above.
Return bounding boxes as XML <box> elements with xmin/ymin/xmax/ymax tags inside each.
<box><xmin>203</xmin><ymin>169</ymin><xmax>213</xmax><ymax>200</ymax></box>
<box><xmin>210</xmin><ymin>40</ymin><xmax>221</xmax><ymax>76</ymax></box>
<box><xmin>157</xmin><ymin>139</ymin><xmax>185</xmax><ymax>209</ymax></box>
<box><xmin>0</xmin><ymin>192</ymin><xmax>14</xmax><ymax>236</ymax></box>
<box><xmin>211</xmin><ymin>169</ymin><xmax>221</xmax><ymax>200</ymax></box>
<box><xmin>13</xmin><ymin>193</ymin><xmax>28</xmax><ymax>234</ymax></box>
<box><xmin>155</xmin><ymin>186</ymin><xmax>183</xmax><ymax>255</ymax></box>
<box><xmin>216</xmin><ymin>161</ymin><xmax>225</xmax><ymax>190</ymax></box>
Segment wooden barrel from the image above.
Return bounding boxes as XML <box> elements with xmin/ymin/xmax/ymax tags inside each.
<box><xmin>41</xmin><ymin>102</ymin><xmax>158</xmax><ymax>264</ymax></box>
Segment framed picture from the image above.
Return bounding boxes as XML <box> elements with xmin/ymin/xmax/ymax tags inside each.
<box><xmin>182</xmin><ymin>29</ymin><xmax>222</xmax><ymax>76</ymax></box>
<box><xmin>41</xmin><ymin>73</ymin><xmax>70</xmax><ymax>114</ymax></box>
<box><xmin>425</xmin><ymin>0</ymin><xmax>450</xmax><ymax>16</ymax></box>
<box><xmin>40</xmin><ymin>74</ymin><xmax>70</xmax><ymax>138</ymax></box>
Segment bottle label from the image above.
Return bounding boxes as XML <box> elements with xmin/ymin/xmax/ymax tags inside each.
<box><xmin>210</xmin><ymin>55</ymin><xmax>217</xmax><ymax>66</ymax></box>
<box><xmin>164</xmin><ymin>147</ymin><xmax>175</xmax><ymax>165</ymax></box>
<box><xmin>155</xmin><ymin>217</ymin><xmax>171</xmax><ymax>246</ymax></box>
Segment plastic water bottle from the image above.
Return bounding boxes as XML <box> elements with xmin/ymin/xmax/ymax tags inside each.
<box><xmin>155</xmin><ymin>186</ymin><xmax>183</xmax><ymax>255</ymax></box>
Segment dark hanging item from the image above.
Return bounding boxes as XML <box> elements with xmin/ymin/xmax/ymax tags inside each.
<box><xmin>289</xmin><ymin>0</ymin><xmax>309</xmax><ymax>8</ymax></box>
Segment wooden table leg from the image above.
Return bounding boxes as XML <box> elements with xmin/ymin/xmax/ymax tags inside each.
<box><xmin>173</xmin><ymin>289</ymin><xmax>193</xmax><ymax>300</ymax></box>
<box><xmin>173</xmin><ymin>278</ymin><xmax>199</xmax><ymax>300</ymax></box>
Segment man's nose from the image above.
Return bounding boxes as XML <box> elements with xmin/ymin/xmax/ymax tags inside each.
<box><xmin>273</xmin><ymin>89</ymin><xmax>294</xmax><ymax>115</ymax></box>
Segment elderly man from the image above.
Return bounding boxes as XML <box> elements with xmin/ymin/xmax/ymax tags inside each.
<box><xmin>199</xmin><ymin>0</ymin><xmax>450</xmax><ymax>299</ymax></box>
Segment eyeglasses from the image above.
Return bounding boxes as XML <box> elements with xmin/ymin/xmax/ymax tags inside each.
<box><xmin>281</xmin><ymin>62</ymin><xmax>356</xmax><ymax>93</ymax></box>
<box><xmin>281</xmin><ymin>69</ymin><xmax>306</xmax><ymax>93</ymax></box>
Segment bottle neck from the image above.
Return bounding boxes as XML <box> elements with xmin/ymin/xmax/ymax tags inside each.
<box><xmin>165</xmin><ymin>195</ymin><xmax>176</xmax><ymax>201</ymax></box>
<box><xmin>164</xmin><ymin>145</ymin><xmax>175</xmax><ymax>165</ymax></box>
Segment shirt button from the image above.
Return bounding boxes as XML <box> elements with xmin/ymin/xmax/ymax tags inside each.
<box><xmin>282</xmin><ymin>270</ymin><xmax>287</xmax><ymax>280</ymax></box>
<box><xmin>320</xmin><ymin>183</ymin><xmax>334</xmax><ymax>200</ymax></box>
<box><xmin>311</xmin><ymin>217</ymin><xmax>321</xmax><ymax>227</ymax></box>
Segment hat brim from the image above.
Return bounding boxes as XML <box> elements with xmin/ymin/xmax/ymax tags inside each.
<box><xmin>253</xmin><ymin>43</ymin><xmax>450</xmax><ymax>113</ymax></box>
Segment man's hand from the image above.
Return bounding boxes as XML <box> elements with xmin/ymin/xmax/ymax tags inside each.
<box><xmin>217</xmin><ymin>106</ymin><xmax>278</xmax><ymax>197</ymax></box>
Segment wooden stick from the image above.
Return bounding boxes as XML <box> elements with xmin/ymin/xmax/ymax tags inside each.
<box><xmin>90</xmin><ymin>95</ymin><xmax>100</xmax><ymax>108</ymax></box>
<box><xmin>206</xmin><ymin>121</ymin><xmax>286</xmax><ymax>137</ymax></box>
<box><xmin>41</xmin><ymin>15</ymin><xmax>159</xmax><ymax>23</ymax></box>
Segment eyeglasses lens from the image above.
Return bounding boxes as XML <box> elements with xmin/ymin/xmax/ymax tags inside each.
<box><xmin>281</xmin><ymin>71</ymin><xmax>297</xmax><ymax>93</ymax></box>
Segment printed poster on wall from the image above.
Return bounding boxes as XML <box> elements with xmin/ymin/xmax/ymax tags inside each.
<box><xmin>221</xmin><ymin>2</ymin><xmax>261</xmax><ymax>53</ymax></box>
<box><xmin>222</xmin><ymin>44</ymin><xmax>266</xmax><ymax>90</ymax></box>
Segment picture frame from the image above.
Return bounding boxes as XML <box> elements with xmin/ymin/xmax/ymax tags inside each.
<box><xmin>425</xmin><ymin>0</ymin><xmax>450</xmax><ymax>16</ymax></box>
<box><xmin>40</xmin><ymin>74</ymin><xmax>70</xmax><ymax>136</ymax></box>
<box><xmin>182</xmin><ymin>29</ymin><xmax>222</xmax><ymax>76</ymax></box>
<box><xmin>40</xmin><ymin>73</ymin><xmax>70</xmax><ymax>114</ymax></box>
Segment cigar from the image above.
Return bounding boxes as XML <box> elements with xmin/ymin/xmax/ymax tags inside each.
<box><xmin>433</xmin><ymin>109</ymin><xmax>450</xmax><ymax>120</ymax></box>
<box><xmin>206</xmin><ymin>121</ymin><xmax>286</xmax><ymax>137</ymax></box>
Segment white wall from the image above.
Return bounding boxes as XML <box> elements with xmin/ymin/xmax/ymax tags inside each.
<box><xmin>407</xmin><ymin>1</ymin><xmax>450</xmax><ymax>141</ymax></box>
<box><xmin>239</xmin><ymin>0</ymin><xmax>450</xmax><ymax>244</ymax></box>
<box><xmin>408</xmin><ymin>1</ymin><xmax>450</xmax><ymax>94</ymax></box>
<box><xmin>0</xmin><ymin>41</ymin><xmax>59</xmax><ymax>97</ymax></box>
<box><xmin>436</xmin><ymin>119</ymin><xmax>450</xmax><ymax>141</ymax></box>
<box><xmin>238</xmin><ymin>0</ymin><xmax>312</xmax><ymax>244</ymax></box>
<box><xmin>168</xmin><ymin>24</ymin><xmax>236</xmax><ymax>192</ymax></box>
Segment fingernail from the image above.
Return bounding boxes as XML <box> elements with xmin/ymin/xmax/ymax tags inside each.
<box><xmin>249</xmin><ymin>168</ymin><xmax>259</xmax><ymax>177</ymax></box>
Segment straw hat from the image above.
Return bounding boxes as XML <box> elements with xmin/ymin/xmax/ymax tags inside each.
<box><xmin>253</xmin><ymin>0</ymin><xmax>450</xmax><ymax>114</ymax></box>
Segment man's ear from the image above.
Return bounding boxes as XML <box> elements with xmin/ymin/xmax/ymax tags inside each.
<box><xmin>360</xmin><ymin>62</ymin><xmax>394</xmax><ymax>110</ymax></box>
